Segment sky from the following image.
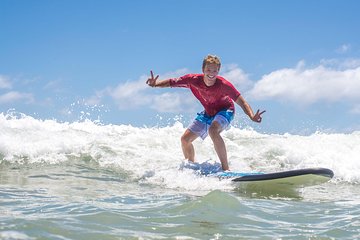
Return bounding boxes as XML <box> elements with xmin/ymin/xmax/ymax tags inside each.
<box><xmin>1</xmin><ymin>0</ymin><xmax>360</xmax><ymax>134</ymax></box>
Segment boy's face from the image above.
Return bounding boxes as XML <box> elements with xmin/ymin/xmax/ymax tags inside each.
<box><xmin>203</xmin><ymin>63</ymin><xmax>220</xmax><ymax>84</ymax></box>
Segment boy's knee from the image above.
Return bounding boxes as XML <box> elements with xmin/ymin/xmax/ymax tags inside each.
<box><xmin>181</xmin><ymin>130</ymin><xmax>198</xmax><ymax>145</ymax></box>
<box><xmin>181</xmin><ymin>133</ymin><xmax>192</xmax><ymax>145</ymax></box>
<box><xmin>208</xmin><ymin>122</ymin><xmax>221</xmax><ymax>137</ymax></box>
<box><xmin>180</xmin><ymin>134</ymin><xmax>187</xmax><ymax>144</ymax></box>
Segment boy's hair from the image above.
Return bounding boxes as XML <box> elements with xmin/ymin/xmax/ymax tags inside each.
<box><xmin>202</xmin><ymin>54</ymin><xmax>221</xmax><ymax>71</ymax></box>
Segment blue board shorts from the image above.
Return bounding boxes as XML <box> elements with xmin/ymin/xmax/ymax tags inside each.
<box><xmin>188</xmin><ymin>109</ymin><xmax>234</xmax><ymax>140</ymax></box>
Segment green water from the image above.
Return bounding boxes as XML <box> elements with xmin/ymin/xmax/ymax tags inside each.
<box><xmin>1</xmin><ymin>163</ymin><xmax>360</xmax><ymax>240</ymax></box>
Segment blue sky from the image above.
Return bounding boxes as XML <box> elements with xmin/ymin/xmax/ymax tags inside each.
<box><xmin>1</xmin><ymin>0</ymin><xmax>359</xmax><ymax>134</ymax></box>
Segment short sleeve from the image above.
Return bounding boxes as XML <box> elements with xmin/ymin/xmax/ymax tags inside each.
<box><xmin>169</xmin><ymin>74</ymin><xmax>193</xmax><ymax>88</ymax></box>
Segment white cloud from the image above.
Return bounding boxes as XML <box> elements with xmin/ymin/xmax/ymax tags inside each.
<box><xmin>110</xmin><ymin>76</ymin><xmax>148</xmax><ymax>99</ymax></box>
<box><xmin>248</xmin><ymin>60</ymin><xmax>360</xmax><ymax>105</ymax></box>
<box><xmin>109</xmin><ymin>75</ymin><xmax>151</xmax><ymax>109</ymax></box>
<box><xmin>320</xmin><ymin>58</ymin><xmax>360</xmax><ymax>69</ymax></box>
<box><xmin>89</xmin><ymin>69</ymin><xmax>192</xmax><ymax>112</ymax></box>
<box><xmin>151</xmin><ymin>92</ymin><xmax>197</xmax><ymax>113</ymax></box>
<box><xmin>0</xmin><ymin>75</ymin><xmax>35</xmax><ymax>105</ymax></box>
<box><xmin>151</xmin><ymin>92</ymin><xmax>182</xmax><ymax>112</ymax></box>
<box><xmin>0</xmin><ymin>75</ymin><xmax>12</xmax><ymax>89</ymax></box>
<box><xmin>0</xmin><ymin>91</ymin><xmax>34</xmax><ymax>104</ymax></box>
<box><xmin>221</xmin><ymin>64</ymin><xmax>252</xmax><ymax>91</ymax></box>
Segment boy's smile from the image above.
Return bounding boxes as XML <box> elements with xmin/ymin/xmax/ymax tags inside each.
<box><xmin>203</xmin><ymin>63</ymin><xmax>220</xmax><ymax>86</ymax></box>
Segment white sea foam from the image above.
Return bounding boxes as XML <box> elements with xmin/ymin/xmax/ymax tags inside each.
<box><xmin>1</xmin><ymin>112</ymin><xmax>360</xmax><ymax>190</ymax></box>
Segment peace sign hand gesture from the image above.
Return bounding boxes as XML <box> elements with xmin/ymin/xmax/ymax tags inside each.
<box><xmin>251</xmin><ymin>110</ymin><xmax>266</xmax><ymax>123</ymax></box>
<box><xmin>146</xmin><ymin>70</ymin><xmax>159</xmax><ymax>87</ymax></box>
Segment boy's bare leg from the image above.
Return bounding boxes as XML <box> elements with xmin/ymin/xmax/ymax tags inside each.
<box><xmin>208</xmin><ymin>121</ymin><xmax>229</xmax><ymax>170</ymax></box>
<box><xmin>180</xmin><ymin>129</ymin><xmax>198</xmax><ymax>162</ymax></box>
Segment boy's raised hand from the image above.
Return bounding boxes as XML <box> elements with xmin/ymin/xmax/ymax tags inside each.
<box><xmin>252</xmin><ymin>110</ymin><xmax>266</xmax><ymax>123</ymax></box>
<box><xmin>146</xmin><ymin>70</ymin><xmax>159</xmax><ymax>87</ymax></box>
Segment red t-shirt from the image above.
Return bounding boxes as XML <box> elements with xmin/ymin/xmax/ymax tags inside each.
<box><xmin>169</xmin><ymin>74</ymin><xmax>241</xmax><ymax>116</ymax></box>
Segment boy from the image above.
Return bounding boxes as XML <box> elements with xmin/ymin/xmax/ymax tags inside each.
<box><xmin>146</xmin><ymin>55</ymin><xmax>265</xmax><ymax>170</ymax></box>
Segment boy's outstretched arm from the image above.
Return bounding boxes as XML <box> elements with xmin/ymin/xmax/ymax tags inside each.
<box><xmin>146</xmin><ymin>70</ymin><xmax>171</xmax><ymax>88</ymax></box>
<box><xmin>235</xmin><ymin>95</ymin><xmax>266</xmax><ymax>123</ymax></box>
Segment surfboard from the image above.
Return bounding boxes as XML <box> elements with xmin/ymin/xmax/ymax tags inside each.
<box><xmin>180</xmin><ymin>161</ymin><xmax>334</xmax><ymax>188</ymax></box>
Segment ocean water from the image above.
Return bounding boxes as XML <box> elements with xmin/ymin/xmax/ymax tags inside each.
<box><xmin>1</xmin><ymin>113</ymin><xmax>360</xmax><ymax>240</ymax></box>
